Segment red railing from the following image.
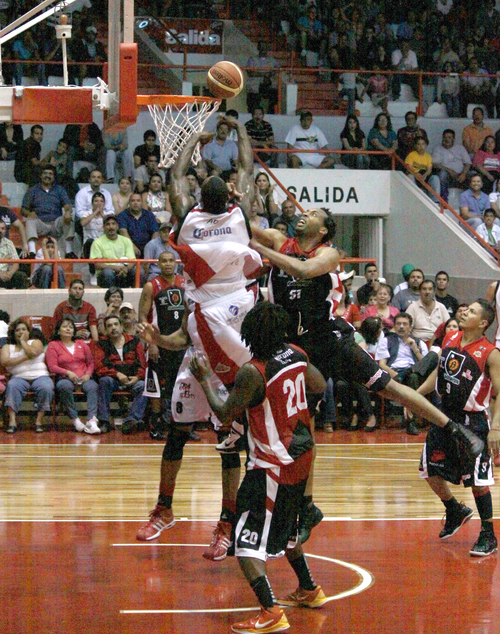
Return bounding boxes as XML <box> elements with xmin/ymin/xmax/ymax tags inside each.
<box><xmin>252</xmin><ymin>146</ymin><xmax>500</xmax><ymax>266</ymax></box>
<box><xmin>5</xmin><ymin>58</ymin><xmax>498</xmax><ymax>117</ymax></box>
<box><xmin>0</xmin><ymin>255</ymin><xmax>377</xmax><ymax>289</ymax></box>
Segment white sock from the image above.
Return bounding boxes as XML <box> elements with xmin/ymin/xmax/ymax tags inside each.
<box><xmin>65</xmin><ymin>241</ymin><xmax>73</xmax><ymax>254</ymax></box>
<box><xmin>28</xmin><ymin>240</ymin><xmax>36</xmax><ymax>253</ymax></box>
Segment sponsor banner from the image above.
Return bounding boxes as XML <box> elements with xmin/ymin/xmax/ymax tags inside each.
<box><xmin>136</xmin><ymin>17</ymin><xmax>223</xmax><ymax>53</ymax></box>
<box><xmin>268</xmin><ymin>169</ymin><xmax>391</xmax><ymax>216</ymax></box>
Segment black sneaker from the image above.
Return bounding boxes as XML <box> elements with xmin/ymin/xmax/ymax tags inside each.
<box><xmin>447</xmin><ymin>421</ymin><xmax>484</xmax><ymax>461</ymax></box>
<box><xmin>65</xmin><ymin>251</ymin><xmax>78</xmax><ymax>260</ymax></box>
<box><xmin>470</xmin><ymin>530</ymin><xmax>498</xmax><ymax>557</ymax></box>
<box><xmin>150</xmin><ymin>428</ymin><xmax>168</xmax><ymax>440</ymax></box>
<box><xmin>439</xmin><ymin>503</ymin><xmax>474</xmax><ymax>539</ymax></box>
<box><xmin>299</xmin><ymin>503</ymin><xmax>324</xmax><ymax>544</ymax></box>
<box><xmin>121</xmin><ymin>419</ymin><xmax>138</xmax><ymax>434</ymax></box>
<box><xmin>406</xmin><ymin>420</ymin><xmax>420</xmax><ymax>435</ymax></box>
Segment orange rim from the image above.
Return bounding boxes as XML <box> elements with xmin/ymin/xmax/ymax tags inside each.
<box><xmin>137</xmin><ymin>94</ymin><xmax>221</xmax><ymax>106</ymax></box>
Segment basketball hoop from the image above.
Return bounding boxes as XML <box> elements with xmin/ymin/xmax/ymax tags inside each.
<box><xmin>137</xmin><ymin>95</ymin><xmax>221</xmax><ymax>168</ymax></box>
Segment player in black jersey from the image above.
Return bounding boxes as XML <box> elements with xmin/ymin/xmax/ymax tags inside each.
<box><xmin>416</xmin><ymin>300</ymin><xmax>500</xmax><ymax>556</ymax></box>
<box><xmin>139</xmin><ymin>252</ymin><xmax>186</xmax><ymax>439</ymax></box>
<box><xmin>250</xmin><ymin>207</ymin><xmax>486</xmax><ymax>542</ymax></box>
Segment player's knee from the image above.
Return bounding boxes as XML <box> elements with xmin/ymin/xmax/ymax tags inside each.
<box><xmin>221</xmin><ymin>452</ymin><xmax>241</xmax><ymax>470</ymax></box>
<box><xmin>162</xmin><ymin>426</ymin><xmax>191</xmax><ymax>461</ymax></box>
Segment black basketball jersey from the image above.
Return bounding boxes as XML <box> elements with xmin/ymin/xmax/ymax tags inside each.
<box><xmin>149</xmin><ymin>274</ymin><xmax>185</xmax><ymax>336</ymax></box>
<box><xmin>268</xmin><ymin>238</ymin><xmax>342</xmax><ymax>343</ymax></box>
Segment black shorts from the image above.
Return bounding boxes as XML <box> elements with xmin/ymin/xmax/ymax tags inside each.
<box><xmin>329</xmin><ymin>318</ymin><xmax>391</xmax><ymax>391</ymax></box>
<box><xmin>234</xmin><ymin>467</ymin><xmax>308</xmax><ymax>561</ymax></box>
<box><xmin>294</xmin><ymin>318</ymin><xmax>391</xmax><ymax>392</ymax></box>
<box><xmin>419</xmin><ymin>414</ymin><xmax>494</xmax><ymax>487</ymax></box>
<box><xmin>144</xmin><ymin>351</ymin><xmax>184</xmax><ymax>398</ymax></box>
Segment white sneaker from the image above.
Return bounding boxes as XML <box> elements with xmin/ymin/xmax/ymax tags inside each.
<box><xmin>73</xmin><ymin>417</ymin><xmax>86</xmax><ymax>432</ymax></box>
<box><xmin>84</xmin><ymin>416</ymin><xmax>101</xmax><ymax>434</ymax></box>
<box><xmin>90</xmin><ymin>274</ymin><xmax>97</xmax><ymax>286</ymax></box>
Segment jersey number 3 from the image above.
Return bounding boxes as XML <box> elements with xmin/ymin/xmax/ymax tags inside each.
<box><xmin>283</xmin><ymin>373</ymin><xmax>308</xmax><ymax>416</ymax></box>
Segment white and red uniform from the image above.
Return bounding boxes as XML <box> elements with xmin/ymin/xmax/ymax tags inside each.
<box><xmin>234</xmin><ymin>344</ymin><xmax>314</xmax><ymax>561</ymax></box>
<box><xmin>168</xmin><ymin>202</ymin><xmax>262</xmax><ymax>423</ymax></box>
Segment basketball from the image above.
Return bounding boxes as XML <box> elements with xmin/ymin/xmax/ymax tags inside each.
<box><xmin>207</xmin><ymin>61</ymin><xmax>244</xmax><ymax>100</ymax></box>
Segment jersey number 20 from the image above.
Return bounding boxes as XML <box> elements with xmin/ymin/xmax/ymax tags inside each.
<box><xmin>283</xmin><ymin>373</ymin><xmax>307</xmax><ymax>416</ymax></box>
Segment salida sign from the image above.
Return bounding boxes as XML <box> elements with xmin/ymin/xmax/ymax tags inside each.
<box><xmin>270</xmin><ymin>169</ymin><xmax>391</xmax><ymax>216</ymax></box>
<box><xmin>136</xmin><ymin>17</ymin><xmax>223</xmax><ymax>53</ymax></box>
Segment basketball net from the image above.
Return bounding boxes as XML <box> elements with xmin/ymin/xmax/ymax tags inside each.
<box><xmin>147</xmin><ymin>98</ymin><xmax>221</xmax><ymax>168</ymax></box>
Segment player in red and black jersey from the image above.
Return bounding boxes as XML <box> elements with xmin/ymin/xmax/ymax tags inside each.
<box><xmin>250</xmin><ymin>206</ymin><xmax>487</xmax><ymax>544</ymax></box>
<box><xmin>138</xmin><ymin>251</ymin><xmax>185</xmax><ymax>439</ymax></box>
<box><xmin>417</xmin><ymin>299</ymin><xmax>500</xmax><ymax>556</ymax></box>
<box><xmin>190</xmin><ymin>302</ymin><xmax>328</xmax><ymax>634</ymax></box>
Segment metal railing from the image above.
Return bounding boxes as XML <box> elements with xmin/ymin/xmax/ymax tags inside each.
<box><xmin>252</xmin><ymin>146</ymin><xmax>500</xmax><ymax>266</ymax></box>
<box><xmin>4</xmin><ymin>58</ymin><xmax>499</xmax><ymax>117</ymax></box>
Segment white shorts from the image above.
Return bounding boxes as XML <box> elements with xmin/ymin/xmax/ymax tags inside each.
<box><xmin>187</xmin><ymin>288</ymin><xmax>254</xmax><ymax>386</ymax></box>
<box><xmin>171</xmin><ymin>346</ymin><xmax>227</xmax><ymax>428</ymax></box>
<box><xmin>295</xmin><ymin>152</ymin><xmax>324</xmax><ymax>168</ymax></box>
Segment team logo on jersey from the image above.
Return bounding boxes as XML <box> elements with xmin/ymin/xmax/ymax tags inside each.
<box><xmin>228</xmin><ymin>305</ymin><xmax>239</xmax><ymax>316</ymax></box>
<box><xmin>166</xmin><ymin>289</ymin><xmax>183</xmax><ymax>307</ymax></box>
<box><xmin>215</xmin><ymin>362</ymin><xmax>231</xmax><ymax>373</ymax></box>
<box><xmin>430</xmin><ymin>450</ymin><xmax>446</xmax><ymax>464</ymax></box>
<box><xmin>443</xmin><ymin>351</ymin><xmax>466</xmax><ymax>385</ymax></box>
<box><xmin>473</xmin><ymin>351</ymin><xmax>482</xmax><ymax>358</ymax></box>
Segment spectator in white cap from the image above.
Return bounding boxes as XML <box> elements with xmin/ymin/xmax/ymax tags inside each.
<box><xmin>119</xmin><ymin>302</ymin><xmax>138</xmax><ymax>336</ymax></box>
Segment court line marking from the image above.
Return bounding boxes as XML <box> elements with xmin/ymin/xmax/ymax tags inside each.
<box><xmin>0</xmin><ymin>455</ymin><xmax>421</xmax><ymax>463</ymax></box>
<box><xmin>116</xmin><ymin>547</ymin><xmax>373</xmax><ymax>614</ymax></box>
<box><xmin>5</xmin><ymin>515</ymin><xmax>499</xmax><ymax>522</ymax></box>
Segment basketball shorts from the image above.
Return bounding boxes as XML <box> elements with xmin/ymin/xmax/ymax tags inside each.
<box><xmin>171</xmin><ymin>346</ymin><xmax>227</xmax><ymax>428</ymax></box>
<box><xmin>318</xmin><ymin>318</ymin><xmax>391</xmax><ymax>391</ymax></box>
<box><xmin>187</xmin><ymin>287</ymin><xmax>254</xmax><ymax>386</ymax></box>
<box><xmin>419</xmin><ymin>413</ymin><xmax>494</xmax><ymax>487</ymax></box>
<box><xmin>143</xmin><ymin>350</ymin><xmax>184</xmax><ymax>399</ymax></box>
<box><xmin>234</xmin><ymin>453</ymin><xmax>311</xmax><ymax>561</ymax></box>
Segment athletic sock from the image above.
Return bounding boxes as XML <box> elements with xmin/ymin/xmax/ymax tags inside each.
<box><xmin>28</xmin><ymin>240</ymin><xmax>36</xmax><ymax>253</ymax></box>
<box><xmin>220</xmin><ymin>501</ymin><xmax>236</xmax><ymax>525</ymax></box>
<box><xmin>65</xmin><ymin>240</ymin><xmax>73</xmax><ymax>253</ymax></box>
<box><xmin>302</xmin><ymin>495</ymin><xmax>313</xmax><ymax>510</ymax></box>
<box><xmin>443</xmin><ymin>497</ymin><xmax>460</xmax><ymax>511</ymax></box>
<box><xmin>288</xmin><ymin>554</ymin><xmax>316</xmax><ymax>591</ymax></box>
<box><xmin>157</xmin><ymin>494</ymin><xmax>173</xmax><ymax>509</ymax></box>
<box><xmin>250</xmin><ymin>575</ymin><xmax>275</xmax><ymax>609</ymax></box>
<box><xmin>474</xmin><ymin>490</ymin><xmax>494</xmax><ymax>525</ymax></box>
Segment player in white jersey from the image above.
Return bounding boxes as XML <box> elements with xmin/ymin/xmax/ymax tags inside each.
<box><xmin>136</xmin><ymin>119</ymin><xmax>263</xmax><ymax>561</ymax></box>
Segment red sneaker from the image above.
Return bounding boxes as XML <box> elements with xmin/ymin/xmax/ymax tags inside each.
<box><xmin>278</xmin><ymin>585</ymin><xmax>328</xmax><ymax>608</ymax></box>
<box><xmin>136</xmin><ymin>505</ymin><xmax>175</xmax><ymax>541</ymax></box>
<box><xmin>202</xmin><ymin>520</ymin><xmax>232</xmax><ymax>560</ymax></box>
<box><xmin>231</xmin><ymin>606</ymin><xmax>290</xmax><ymax>633</ymax></box>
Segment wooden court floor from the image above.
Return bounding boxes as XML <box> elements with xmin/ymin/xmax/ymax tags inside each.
<box><xmin>1</xmin><ymin>426</ymin><xmax>500</xmax><ymax>634</ymax></box>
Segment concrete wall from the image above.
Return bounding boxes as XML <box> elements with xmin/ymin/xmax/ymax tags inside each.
<box><xmin>386</xmin><ymin>173</ymin><xmax>499</xmax><ymax>303</ymax></box>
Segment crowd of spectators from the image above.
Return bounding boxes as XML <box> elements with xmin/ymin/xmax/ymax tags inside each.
<box><xmin>270</xmin><ymin>0</ymin><xmax>500</xmax><ymax>120</ymax></box>
<box><xmin>322</xmin><ymin>262</ymin><xmax>466</xmax><ymax>435</ymax></box>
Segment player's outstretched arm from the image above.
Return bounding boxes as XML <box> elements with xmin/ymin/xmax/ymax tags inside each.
<box><xmin>232</xmin><ymin>119</ymin><xmax>255</xmax><ymax>217</ymax></box>
<box><xmin>253</xmin><ymin>240</ymin><xmax>340</xmax><ymax>279</ymax></box>
<box><xmin>137</xmin><ymin>321</ymin><xmax>189</xmax><ymax>351</ymax></box>
<box><xmin>170</xmin><ymin>130</ymin><xmax>213</xmax><ymax>219</ymax></box>
<box><xmin>190</xmin><ymin>353</ymin><xmax>264</xmax><ymax>426</ymax></box>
